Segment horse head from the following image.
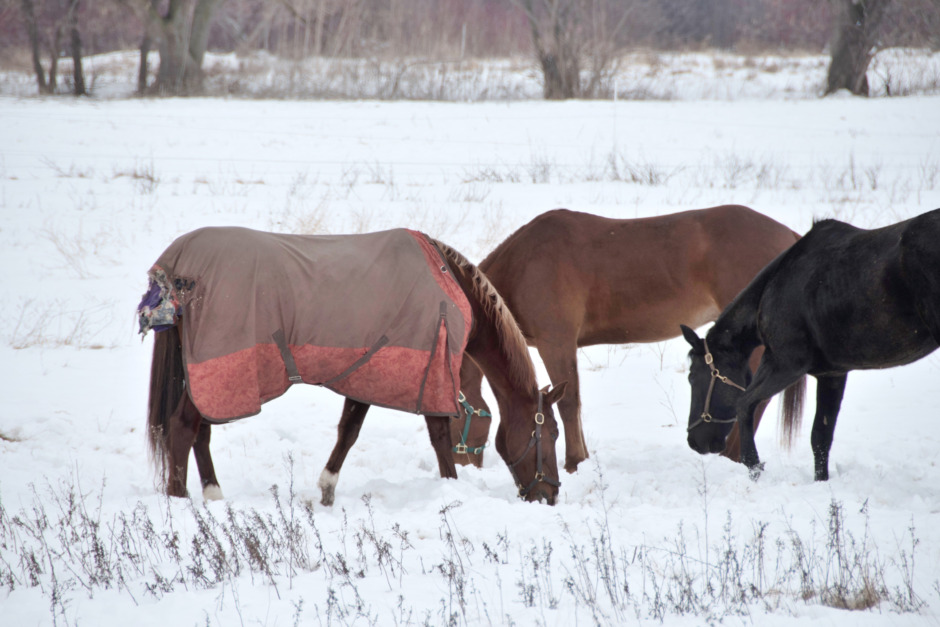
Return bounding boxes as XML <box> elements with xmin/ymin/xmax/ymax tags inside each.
<box><xmin>495</xmin><ymin>383</ymin><xmax>566</xmax><ymax>505</ymax></box>
<box><xmin>681</xmin><ymin>325</ymin><xmax>750</xmax><ymax>456</ymax></box>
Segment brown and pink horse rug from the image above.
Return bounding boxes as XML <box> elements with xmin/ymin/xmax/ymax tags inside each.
<box><xmin>138</xmin><ymin>227</ymin><xmax>472</xmax><ymax>422</ymax></box>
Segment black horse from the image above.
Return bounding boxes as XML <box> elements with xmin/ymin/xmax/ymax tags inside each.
<box><xmin>681</xmin><ymin>209</ymin><xmax>940</xmax><ymax>481</ymax></box>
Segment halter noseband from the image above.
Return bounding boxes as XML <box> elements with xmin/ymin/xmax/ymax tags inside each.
<box><xmin>507</xmin><ymin>389</ymin><xmax>560</xmax><ymax>499</ymax></box>
<box><xmin>687</xmin><ymin>337</ymin><xmax>747</xmax><ymax>433</ymax></box>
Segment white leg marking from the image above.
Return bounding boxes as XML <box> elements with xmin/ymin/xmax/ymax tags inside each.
<box><xmin>318</xmin><ymin>469</ymin><xmax>339</xmax><ymax>506</ymax></box>
<box><xmin>203</xmin><ymin>484</ymin><xmax>224</xmax><ymax>501</ymax></box>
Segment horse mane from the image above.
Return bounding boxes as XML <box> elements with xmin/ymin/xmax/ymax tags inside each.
<box><xmin>430</xmin><ymin>238</ymin><xmax>538</xmax><ymax>391</ymax></box>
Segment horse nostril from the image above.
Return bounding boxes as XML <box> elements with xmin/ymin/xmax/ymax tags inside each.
<box><xmin>688</xmin><ymin>435</ymin><xmax>708</xmax><ymax>455</ymax></box>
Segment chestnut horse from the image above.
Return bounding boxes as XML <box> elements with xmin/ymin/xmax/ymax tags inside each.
<box><xmin>453</xmin><ymin>206</ymin><xmax>801</xmax><ymax>473</ymax></box>
<box><xmin>145</xmin><ymin>230</ymin><xmax>565</xmax><ymax>505</ymax></box>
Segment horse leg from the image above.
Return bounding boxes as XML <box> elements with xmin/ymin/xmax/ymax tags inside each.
<box><xmin>319</xmin><ymin>398</ymin><xmax>371</xmax><ymax>506</ymax></box>
<box><xmin>192</xmin><ymin>421</ymin><xmax>223</xmax><ymax>501</ymax></box>
<box><xmin>721</xmin><ymin>399</ymin><xmax>769</xmax><ymax>463</ymax></box>
<box><xmin>537</xmin><ymin>341</ymin><xmax>586</xmax><ymax>473</ymax></box>
<box><xmin>810</xmin><ymin>374</ymin><xmax>847</xmax><ymax>481</ymax></box>
<box><xmin>425</xmin><ymin>415</ymin><xmax>459</xmax><ymax>479</ymax></box>
<box><xmin>453</xmin><ymin>358</ymin><xmax>492</xmax><ymax>468</ymax></box>
<box><xmin>166</xmin><ymin>392</ymin><xmax>202</xmax><ymax>498</ymax></box>
<box><xmin>721</xmin><ymin>347</ymin><xmax>768</xmax><ymax>464</ymax></box>
<box><xmin>736</xmin><ymin>355</ymin><xmax>805</xmax><ymax>480</ymax></box>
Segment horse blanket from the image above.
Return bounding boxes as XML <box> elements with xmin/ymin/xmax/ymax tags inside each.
<box><xmin>139</xmin><ymin>227</ymin><xmax>472</xmax><ymax>422</ymax></box>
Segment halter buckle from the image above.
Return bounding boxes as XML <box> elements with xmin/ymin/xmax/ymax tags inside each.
<box><xmin>534</xmin><ymin>412</ymin><xmax>544</xmax><ymax>425</ymax></box>
<box><xmin>454</xmin><ymin>443</ymin><xmax>468</xmax><ymax>455</ymax></box>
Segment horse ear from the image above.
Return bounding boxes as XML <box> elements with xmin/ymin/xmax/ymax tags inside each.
<box><xmin>542</xmin><ymin>381</ymin><xmax>568</xmax><ymax>406</ymax></box>
<box><xmin>679</xmin><ymin>324</ymin><xmax>704</xmax><ymax>352</ymax></box>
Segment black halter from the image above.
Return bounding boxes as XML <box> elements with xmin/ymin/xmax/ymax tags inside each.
<box><xmin>507</xmin><ymin>389</ymin><xmax>560</xmax><ymax>499</ymax></box>
<box><xmin>687</xmin><ymin>337</ymin><xmax>747</xmax><ymax>433</ymax></box>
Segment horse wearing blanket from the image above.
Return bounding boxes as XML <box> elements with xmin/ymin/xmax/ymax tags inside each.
<box><xmin>140</xmin><ymin>227</ymin><xmax>565</xmax><ymax>505</ymax></box>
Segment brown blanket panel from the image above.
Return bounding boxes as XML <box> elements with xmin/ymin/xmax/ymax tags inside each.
<box><xmin>149</xmin><ymin>227</ymin><xmax>471</xmax><ymax>422</ymax></box>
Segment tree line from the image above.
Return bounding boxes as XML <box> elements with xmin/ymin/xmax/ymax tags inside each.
<box><xmin>2</xmin><ymin>0</ymin><xmax>938</xmax><ymax>98</ymax></box>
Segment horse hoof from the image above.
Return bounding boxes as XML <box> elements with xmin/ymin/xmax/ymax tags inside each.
<box><xmin>202</xmin><ymin>484</ymin><xmax>224</xmax><ymax>501</ymax></box>
<box><xmin>318</xmin><ymin>469</ymin><xmax>337</xmax><ymax>506</ymax></box>
<box><xmin>748</xmin><ymin>462</ymin><xmax>765</xmax><ymax>481</ymax></box>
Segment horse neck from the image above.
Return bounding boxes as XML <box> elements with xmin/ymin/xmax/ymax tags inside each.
<box><xmin>436</xmin><ymin>238</ymin><xmax>539</xmax><ymax>409</ymax></box>
<box><xmin>709</xmin><ymin>288</ymin><xmax>763</xmax><ymax>359</ymax></box>
<box><xmin>710</xmin><ymin>239</ymin><xmax>794</xmax><ymax>358</ymax></box>
<box><xmin>464</xmin><ymin>322</ymin><xmax>538</xmax><ymax>414</ymax></box>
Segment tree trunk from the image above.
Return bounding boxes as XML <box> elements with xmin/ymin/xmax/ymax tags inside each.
<box><xmin>47</xmin><ymin>28</ymin><xmax>61</xmax><ymax>93</ymax></box>
<box><xmin>538</xmin><ymin>50</ymin><xmax>581</xmax><ymax>99</ymax></box>
<box><xmin>149</xmin><ymin>0</ymin><xmax>223</xmax><ymax>96</ymax></box>
<box><xmin>69</xmin><ymin>0</ymin><xmax>86</xmax><ymax>96</ymax></box>
<box><xmin>826</xmin><ymin>0</ymin><xmax>886</xmax><ymax>96</ymax></box>
<box><xmin>138</xmin><ymin>0</ymin><xmax>159</xmax><ymax>94</ymax></box>
<box><xmin>522</xmin><ymin>0</ymin><xmax>582</xmax><ymax>100</ymax></box>
<box><xmin>20</xmin><ymin>0</ymin><xmax>50</xmax><ymax>94</ymax></box>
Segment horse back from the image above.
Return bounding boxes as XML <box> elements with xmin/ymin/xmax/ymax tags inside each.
<box><xmin>758</xmin><ymin>211</ymin><xmax>940</xmax><ymax>370</ymax></box>
<box><xmin>479</xmin><ymin>206</ymin><xmax>798</xmax><ymax>346</ymax></box>
<box><xmin>900</xmin><ymin>209</ymin><xmax>940</xmax><ymax>342</ymax></box>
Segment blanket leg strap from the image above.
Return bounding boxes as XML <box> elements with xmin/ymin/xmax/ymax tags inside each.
<box><xmin>272</xmin><ymin>329</ymin><xmax>303</xmax><ymax>383</ymax></box>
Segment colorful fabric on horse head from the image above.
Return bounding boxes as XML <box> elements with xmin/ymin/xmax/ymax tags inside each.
<box><xmin>140</xmin><ymin>227</ymin><xmax>472</xmax><ymax>422</ymax></box>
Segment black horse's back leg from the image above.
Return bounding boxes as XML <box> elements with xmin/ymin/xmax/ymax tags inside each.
<box><xmin>425</xmin><ymin>415</ymin><xmax>458</xmax><ymax>479</ymax></box>
<box><xmin>319</xmin><ymin>398</ymin><xmax>370</xmax><ymax>506</ymax></box>
<box><xmin>192</xmin><ymin>421</ymin><xmax>223</xmax><ymax>500</ymax></box>
<box><xmin>811</xmin><ymin>374</ymin><xmax>847</xmax><ymax>481</ymax></box>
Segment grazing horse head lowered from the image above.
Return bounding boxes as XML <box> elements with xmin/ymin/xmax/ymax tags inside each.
<box><xmin>141</xmin><ymin>227</ymin><xmax>566</xmax><ymax>506</ymax></box>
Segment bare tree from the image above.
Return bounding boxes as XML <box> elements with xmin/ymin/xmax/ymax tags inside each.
<box><xmin>518</xmin><ymin>0</ymin><xmax>632</xmax><ymax>100</ymax></box>
<box><xmin>124</xmin><ymin>0</ymin><xmax>224</xmax><ymax>95</ymax></box>
<box><xmin>67</xmin><ymin>0</ymin><xmax>84</xmax><ymax>95</ymax></box>
<box><xmin>20</xmin><ymin>0</ymin><xmax>51</xmax><ymax>93</ymax></box>
<box><xmin>17</xmin><ymin>0</ymin><xmax>85</xmax><ymax>94</ymax></box>
<box><xmin>826</xmin><ymin>0</ymin><xmax>889</xmax><ymax>96</ymax></box>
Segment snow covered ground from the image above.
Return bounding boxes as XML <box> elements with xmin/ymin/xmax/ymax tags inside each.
<box><xmin>1</xmin><ymin>54</ymin><xmax>940</xmax><ymax>625</ymax></box>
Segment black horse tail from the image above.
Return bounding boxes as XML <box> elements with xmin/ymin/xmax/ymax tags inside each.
<box><xmin>778</xmin><ymin>376</ymin><xmax>806</xmax><ymax>450</ymax></box>
<box><xmin>147</xmin><ymin>325</ymin><xmax>184</xmax><ymax>490</ymax></box>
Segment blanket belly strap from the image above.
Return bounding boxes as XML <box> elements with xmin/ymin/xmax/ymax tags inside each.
<box><xmin>322</xmin><ymin>335</ymin><xmax>390</xmax><ymax>385</ymax></box>
<box><xmin>272</xmin><ymin>329</ymin><xmax>303</xmax><ymax>383</ymax></box>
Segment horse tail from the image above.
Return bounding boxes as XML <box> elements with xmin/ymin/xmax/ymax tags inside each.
<box><xmin>147</xmin><ymin>325</ymin><xmax>184</xmax><ymax>489</ymax></box>
<box><xmin>778</xmin><ymin>376</ymin><xmax>806</xmax><ymax>450</ymax></box>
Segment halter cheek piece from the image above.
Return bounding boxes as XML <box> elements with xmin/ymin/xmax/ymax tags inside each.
<box><xmin>452</xmin><ymin>391</ymin><xmax>491</xmax><ymax>456</ymax></box>
<box><xmin>687</xmin><ymin>337</ymin><xmax>747</xmax><ymax>433</ymax></box>
<box><xmin>507</xmin><ymin>390</ymin><xmax>561</xmax><ymax>499</ymax></box>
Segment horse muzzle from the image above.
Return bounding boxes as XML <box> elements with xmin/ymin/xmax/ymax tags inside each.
<box><xmin>687</xmin><ymin>432</ymin><xmax>726</xmax><ymax>455</ymax></box>
<box><xmin>526</xmin><ymin>488</ymin><xmax>557</xmax><ymax>505</ymax></box>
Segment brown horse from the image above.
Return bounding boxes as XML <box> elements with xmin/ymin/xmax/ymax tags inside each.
<box><xmin>144</xmin><ymin>227</ymin><xmax>566</xmax><ymax>505</ymax></box>
<box><xmin>452</xmin><ymin>206</ymin><xmax>801</xmax><ymax>473</ymax></box>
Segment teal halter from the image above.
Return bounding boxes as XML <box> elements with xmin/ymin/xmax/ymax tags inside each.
<box><xmin>453</xmin><ymin>391</ymin><xmax>491</xmax><ymax>455</ymax></box>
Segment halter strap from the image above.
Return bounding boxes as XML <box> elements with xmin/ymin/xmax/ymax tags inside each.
<box><xmin>452</xmin><ymin>391</ymin><xmax>491</xmax><ymax>455</ymax></box>
<box><xmin>687</xmin><ymin>337</ymin><xmax>747</xmax><ymax>433</ymax></box>
<box><xmin>507</xmin><ymin>390</ymin><xmax>561</xmax><ymax>499</ymax></box>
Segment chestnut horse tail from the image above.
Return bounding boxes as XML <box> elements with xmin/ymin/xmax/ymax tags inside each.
<box><xmin>778</xmin><ymin>376</ymin><xmax>806</xmax><ymax>450</ymax></box>
<box><xmin>147</xmin><ymin>325</ymin><xmax>184</xmax><ymax>489</ymax></box>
